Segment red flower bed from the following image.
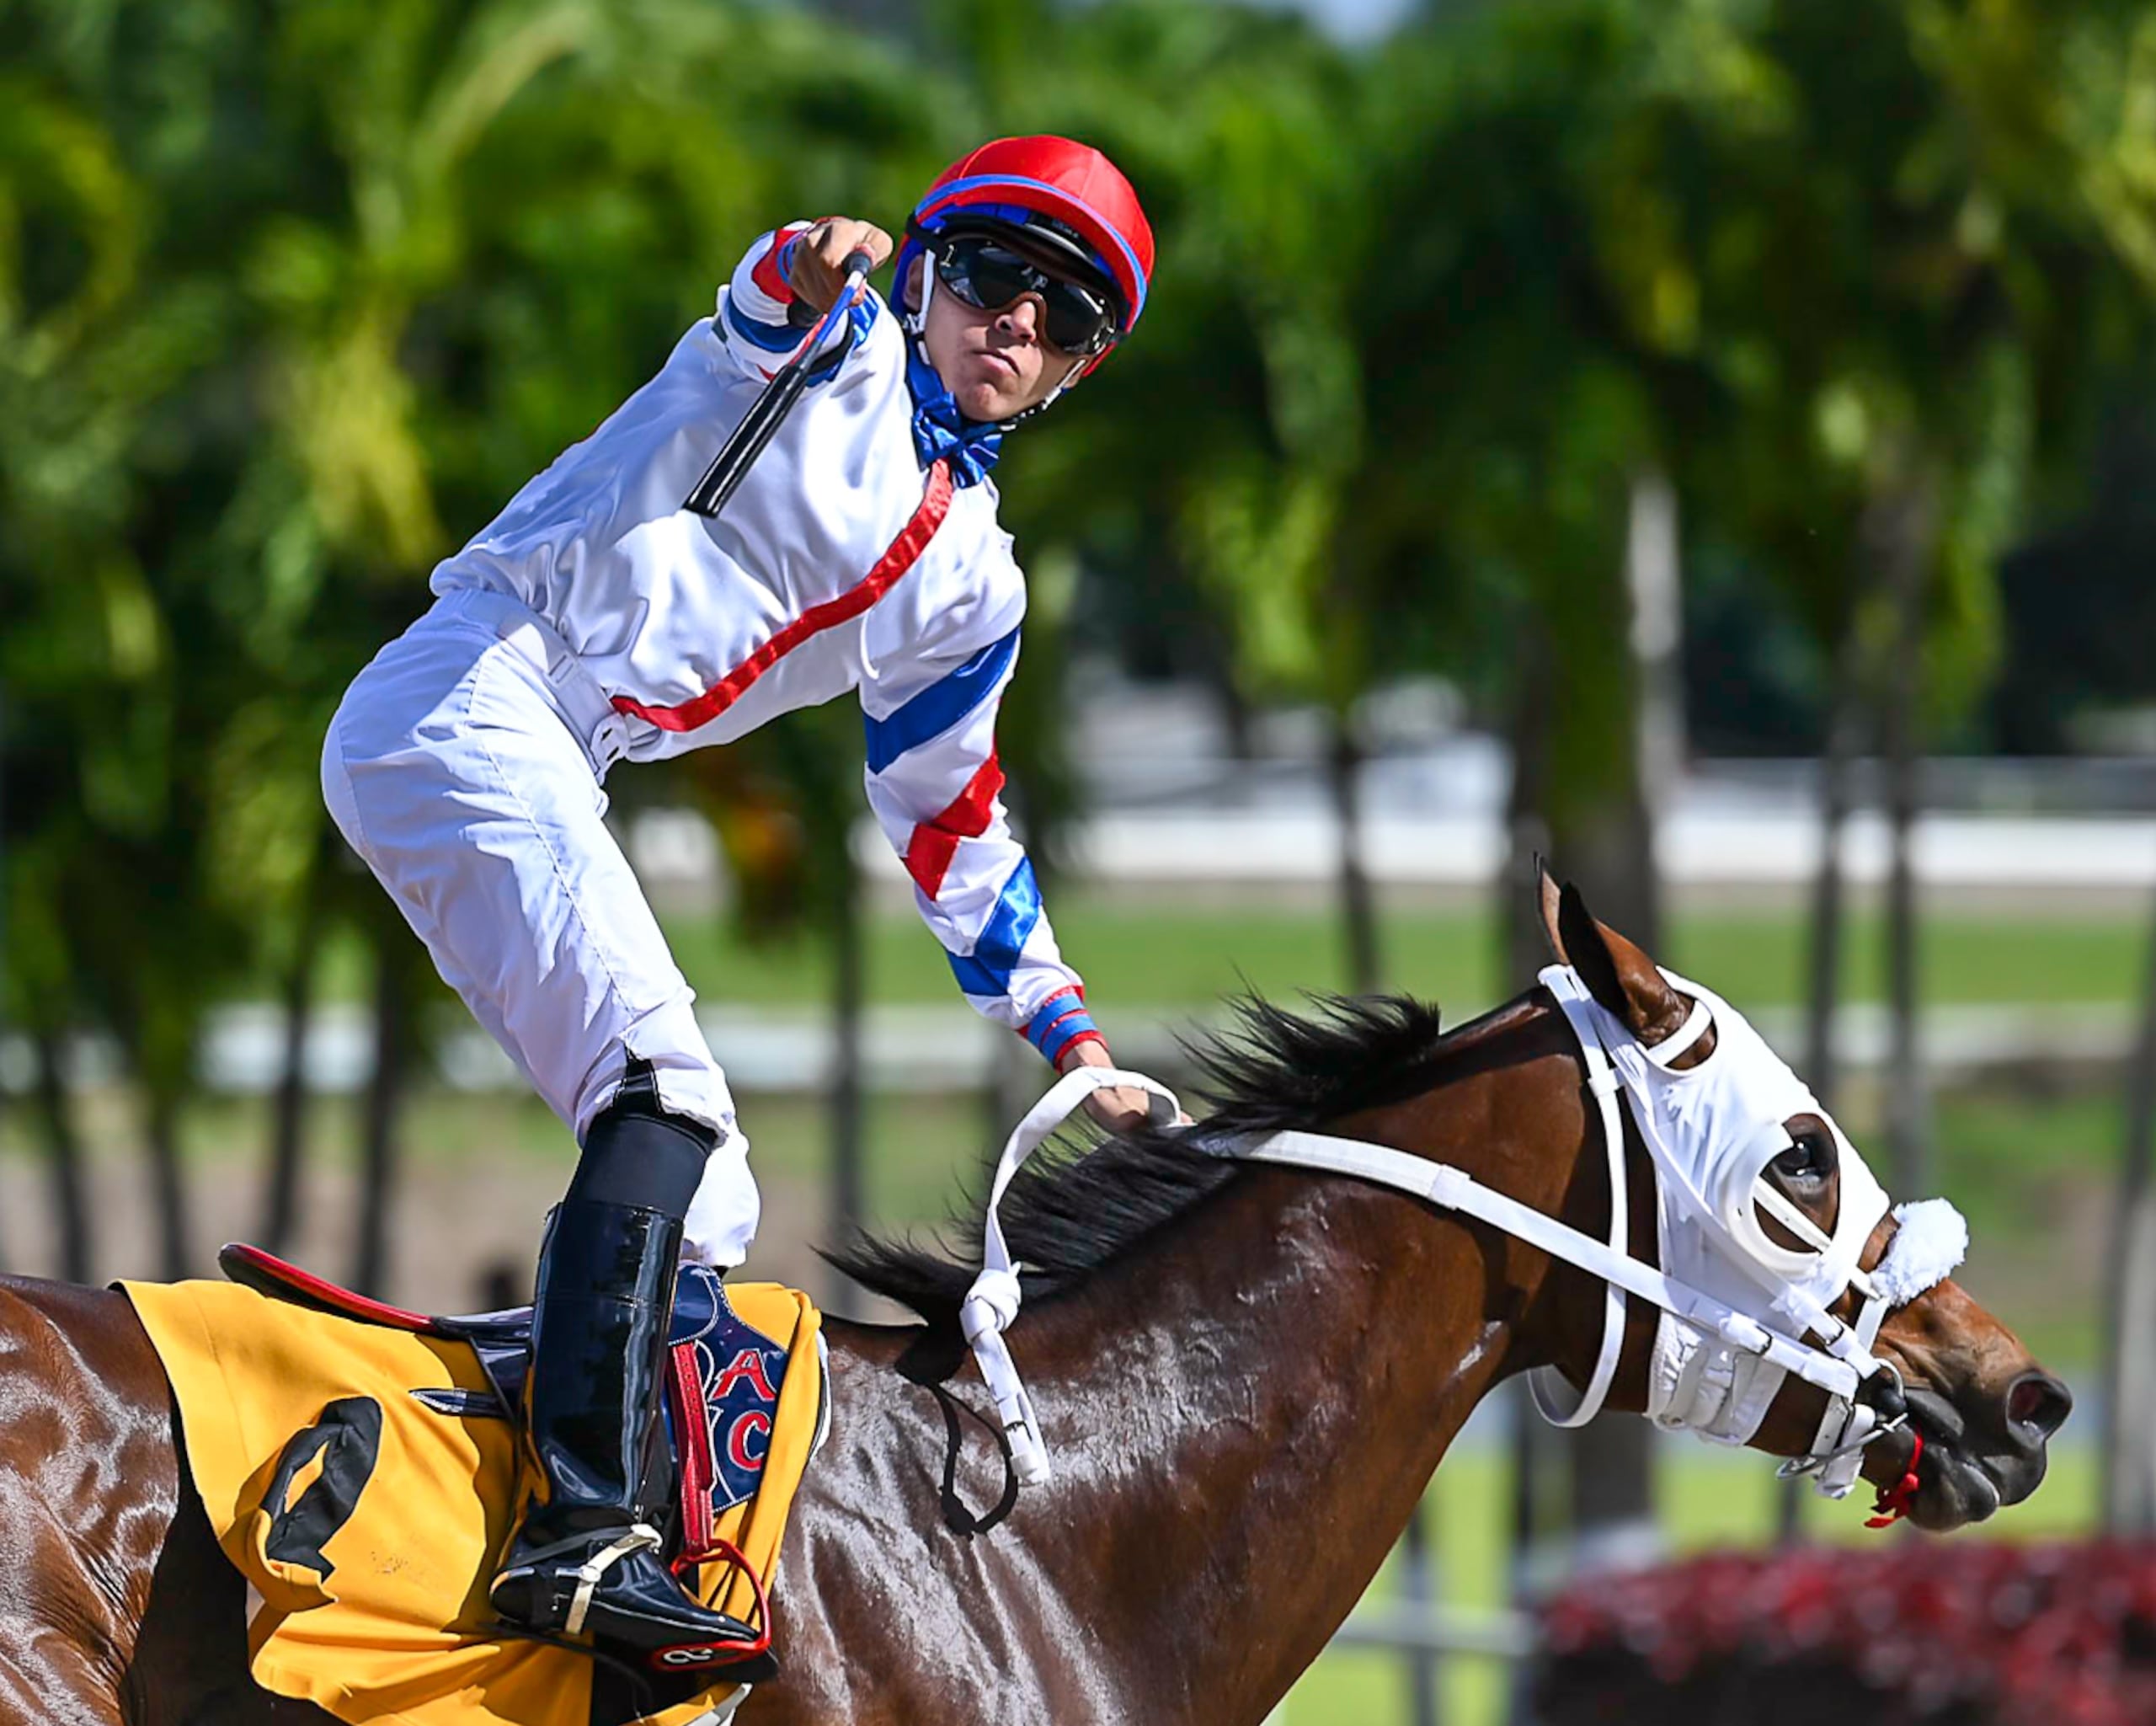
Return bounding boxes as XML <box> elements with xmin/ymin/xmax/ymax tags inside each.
<box><xmin>1535</xmin><ymin>1542</ymin><xmax>2156</xmax><ymax>1726</ymax></box>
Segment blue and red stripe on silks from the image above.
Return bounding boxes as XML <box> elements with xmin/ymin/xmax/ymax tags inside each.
<box><xmin>864</xmin><ymin>628</ymin><xmax>1019</xmax><ymax>775</ymax></box>
<box><xmin>724</xmin><ymin>295</ymin><xmax>800</xmax><ymax>353</ymax></box>
<box><xmin>1024</xmin><ymin>985</ymin><xmax>1083</xmax><ymax>1045</ymax></box>
<box><xmin>903</xmin><ymin>751</ymin><xmax>1004</xmax><ymax>900</ymax></box>
<box><xmin>750</xmin><ymin>226</ymin><xmax>808</xmax><ymax>305</ymax></box>
<box><xmin>1025</xmin><ymin>986</ymin><xmax>1100</xmax><ymax>1066</ymax></box>
<box><xmin>947</xmin><ymin>858</ymin><xmax>1043</xmax><ymax>1000</ymax></box>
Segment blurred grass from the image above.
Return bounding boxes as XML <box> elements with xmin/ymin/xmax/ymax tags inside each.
<box><xmin>12</xmin><ymin>1047</ymin><xmax>2112</xmax><ymax>1369</ymax></box>
<box><xmin>643</xmin><ymin>898</ymin><xmax>2144</xmax><ymax>1013</ymax></box>
<box><xmin>4</xmin><ymin>1009</ymin><xmax>2121</xmax><ymax>1371</ymax></box>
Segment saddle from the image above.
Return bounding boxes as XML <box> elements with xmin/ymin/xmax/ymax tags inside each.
<box><xmin>216</xmin><ymin>1243</ymin><xmax>825</xmax><ymax>1681</ymax></box>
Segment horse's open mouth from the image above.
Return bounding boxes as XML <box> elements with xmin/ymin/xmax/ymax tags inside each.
<box><xmin>1886</xmin><ymin>1388</ymin><xmax>2013</xmax><ymax>1531</ymax></box>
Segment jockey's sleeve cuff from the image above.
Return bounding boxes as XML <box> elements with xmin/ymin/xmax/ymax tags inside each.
<box><xmin>750</xmin><ymin>222</ymin><xmax>809</xmax><ymax>306</ymax></box>
<box><xmin>1024</xmin><ymin>991</ymin><xmax>1102</xmax><ymax>1068</ymax></box>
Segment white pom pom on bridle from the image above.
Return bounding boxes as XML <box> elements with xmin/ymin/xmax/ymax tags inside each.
<box><xmin>1869</xmin><ymin>1198</ymin><xmax>1969</xmax><ymax>1308</ymax></box>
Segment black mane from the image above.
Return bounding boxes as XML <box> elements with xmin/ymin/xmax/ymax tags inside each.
<box><xmin>826</xmin><ymin>991</ymin><xmax>1508</xmax><ymax>1330</ymax></box>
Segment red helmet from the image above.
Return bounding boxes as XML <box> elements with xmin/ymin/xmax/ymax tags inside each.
<box><xmin>896</xmin><ymin>135</ymin><xmax>1154</xmax><ymax>373</ymax></box>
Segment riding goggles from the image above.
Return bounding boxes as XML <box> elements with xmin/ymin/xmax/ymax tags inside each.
<box><xmin>931</xmin><ymin>233</ymin><xmax>1121</xmax><ymax>357</ymax></box>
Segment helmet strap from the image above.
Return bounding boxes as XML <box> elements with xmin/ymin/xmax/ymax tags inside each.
<box><xmin>1000</xmin><ymin>352</ymin><xmax>1089</xmax><ymax>429</ymax></box>
<box><xmin>904</xmin><ymin>248</ymin><xmax>937</xmax><ymax>336</ymax></box>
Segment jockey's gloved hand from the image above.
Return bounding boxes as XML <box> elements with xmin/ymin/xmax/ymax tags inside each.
<box><xmin>1059</xmin><ymin>1039</ymin><xmax>1191</xmax><ymax>1135</ymax></box>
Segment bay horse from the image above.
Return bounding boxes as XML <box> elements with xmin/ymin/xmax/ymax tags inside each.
<box><xmin>0</xmin><ymin>883</ymin><xmax>2068</xmax><ymax>1724</ymax></box>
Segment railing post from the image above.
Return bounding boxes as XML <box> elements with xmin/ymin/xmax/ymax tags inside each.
<box><xmin>1399</xmin><ymin>1499</ymin><xmax>1439</xmax><ymax>1726</ymax></box>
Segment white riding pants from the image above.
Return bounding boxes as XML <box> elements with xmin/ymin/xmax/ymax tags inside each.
<box><xmin>321</xmin><ymin>587</ymin><xmax>760</xmax><ymax>1268</ymax></box>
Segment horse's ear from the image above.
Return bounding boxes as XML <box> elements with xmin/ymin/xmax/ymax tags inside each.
<box><xmin>1550</xmin><ymin>877</ymin><xmax>1692</xmax><ymax>1047</ymax></box>
<box><xmin>1535</xmin><ymin>859</ymin><xmax>1566</xmax><ymax>962</ymax></box>
<box><xmin>1552</xmin><ymin>879</ymin><xmax>1628</xmax><ymax>1018</ymax></box>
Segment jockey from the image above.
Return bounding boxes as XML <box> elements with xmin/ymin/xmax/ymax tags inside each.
<box><xmin>321</xmin><ymin>135</ymin><xmax>1155</xmax><ymax>1656</ymax></box>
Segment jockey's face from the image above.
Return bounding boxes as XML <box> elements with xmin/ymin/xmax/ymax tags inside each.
<box><xmin>922</xmin><ymin>271</ymin><xmax>1081</xmax><ymax>423</ymax></box>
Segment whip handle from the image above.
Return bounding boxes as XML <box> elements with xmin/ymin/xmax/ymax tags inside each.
<box><xmin>681</xmin><ymin>251</ymin><xmax>874</xmax><ymax>520</ymax></box>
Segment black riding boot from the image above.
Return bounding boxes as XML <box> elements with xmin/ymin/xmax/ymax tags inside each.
<box><xmin>490</xmin><ymin>1173</ymin><xmax>759</xmax><ymax>1652</ymax></box>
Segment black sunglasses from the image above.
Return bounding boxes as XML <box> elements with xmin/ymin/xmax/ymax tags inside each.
<box><xmin>931</xmin><ymin>234</ymin><xmax>1120</xmax><ymax>357</ymax></box>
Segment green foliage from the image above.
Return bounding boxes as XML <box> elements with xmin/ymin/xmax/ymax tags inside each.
<box><xmin>0</xmin><ymin>0</ymin><xmax>2149</xmax><ymax>1109</ymax></box>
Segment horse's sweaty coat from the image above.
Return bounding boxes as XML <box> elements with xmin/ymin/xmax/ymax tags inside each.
<box><xmin>120</xmin><ymin>1278</ymin><xmax>822</xmax><ymax>1726</ymax></box>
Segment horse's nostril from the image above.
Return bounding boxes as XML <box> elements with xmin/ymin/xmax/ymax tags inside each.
<box><xmin>2008</xmin><ymin>1371</ymin><xmax>2073</xmax><ymax>1441</ymax></box>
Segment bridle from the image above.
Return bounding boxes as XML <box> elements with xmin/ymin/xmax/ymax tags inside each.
<box><xmin>1525</xmin><ymin>965</ymin><xmax>1964</xmax><ymax>1498</ymax></box>
<box><xmin>959</xmin><ymin>968</ymin><xmax>1967</xmax><ymax>1495</ymax></box>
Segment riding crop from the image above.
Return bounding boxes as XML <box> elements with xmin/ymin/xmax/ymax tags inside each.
<box><xmin>681</xmin><ymin>248</ymin><xmax>874</xmax><ymax>520</ymax></box>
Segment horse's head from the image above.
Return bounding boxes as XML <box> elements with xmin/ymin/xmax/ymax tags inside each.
<box><xmin>1536</xmin><ymin>873</ymin><xmax>2069</xmax><ymax>1531</ymax></box>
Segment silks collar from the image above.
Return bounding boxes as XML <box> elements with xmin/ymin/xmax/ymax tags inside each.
<box><xmin>905</xmin><ymin>339</ymin><xmax>1003</xmax><ymax>489</ymax></box>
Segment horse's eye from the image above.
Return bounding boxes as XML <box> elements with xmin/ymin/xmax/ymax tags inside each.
<box><xmin>1773</xmin><ymin>1129</ymin><xmax>1834</xmax><ymax>1184</ymax></box>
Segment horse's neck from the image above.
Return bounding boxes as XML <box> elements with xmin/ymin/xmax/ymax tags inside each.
<box><xmin>1023</xmin><ymin>1006</ymin><xmax>1589</xmax><ymax>1723</ymax></box>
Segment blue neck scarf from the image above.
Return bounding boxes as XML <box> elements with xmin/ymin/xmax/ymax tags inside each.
<box><xmin>905</xmin><ymin>339</ymin><xmax>1004</xmax><ymax>489</ymax></box>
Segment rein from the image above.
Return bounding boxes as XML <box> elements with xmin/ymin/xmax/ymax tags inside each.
<box><xmin>959</xmin><ymin>970</ymin><xmax>1965</xmax><ymax>1494</ymax></box>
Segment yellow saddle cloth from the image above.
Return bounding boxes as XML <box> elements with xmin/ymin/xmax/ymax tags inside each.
<box><xmin>121</xmin><ymin>1277</ymin><xmax>823</xmax><ymax>1726</ymax></box>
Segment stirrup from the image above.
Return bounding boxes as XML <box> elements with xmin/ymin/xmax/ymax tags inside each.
<box><xmin>648</xmin><ymin>1533</ymin><xmax>775</xmax><ymax>1675</ymax></box>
